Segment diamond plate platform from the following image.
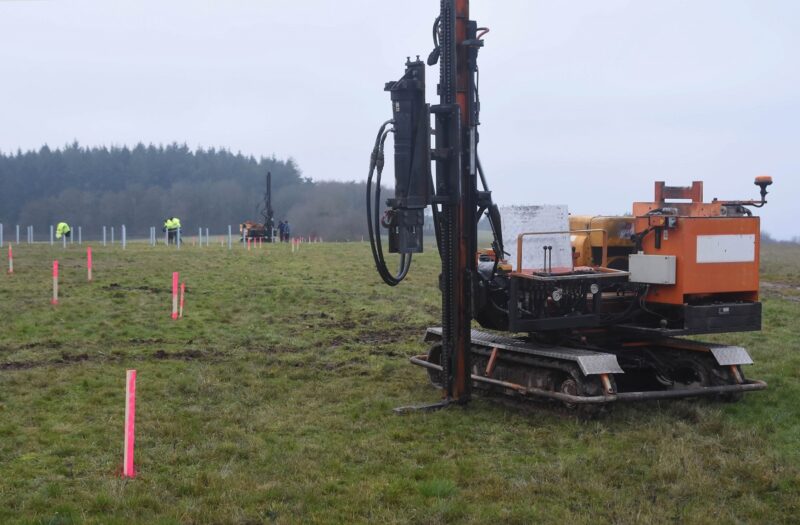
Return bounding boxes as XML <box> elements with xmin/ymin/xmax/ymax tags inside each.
<box><xmin>708</xmin><ymin>344</ymin><xmax>754</xmax><ymax>366</ymax></box>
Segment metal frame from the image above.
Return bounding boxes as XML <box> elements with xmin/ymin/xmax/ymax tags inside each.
<box><xmin>516</xmin><ymin>228</ymin><xmax>609</xmax><ymax>271</ymax></box>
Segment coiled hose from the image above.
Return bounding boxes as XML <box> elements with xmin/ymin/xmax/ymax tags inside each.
<box><xmin>366</xmin><ymin>120</ymin><xmax>412</xmax><ymax>286</ymax></box>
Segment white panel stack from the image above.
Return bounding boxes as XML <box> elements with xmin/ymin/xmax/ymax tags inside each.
<box><xmin>501</xmin><ymin>205</ymin><xmax>571</xmax><ymax>271</ymax></box>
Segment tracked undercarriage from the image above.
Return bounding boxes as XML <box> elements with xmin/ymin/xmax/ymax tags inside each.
<box><xmin>411</xmin><ymin>328</ymin><xmax>766</xmax><ymax>415</ymax></box>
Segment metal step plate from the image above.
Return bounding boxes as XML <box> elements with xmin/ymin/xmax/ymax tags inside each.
<box><xmin>708</xmin><ymin>344</ymin><xmax>754</xmax><ymax>366</ymax></box>
<box><xmin>425</xmin><ymin>327</ymin><xmax>624</xmax><ymax>376</ymax></box>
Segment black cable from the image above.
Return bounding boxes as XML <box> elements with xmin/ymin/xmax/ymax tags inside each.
<box><xmin>476</xmin><ymin>156</ymin><xmax>489</xmax><ymax>192</ymax></box>
<box><xmin>375</xmin><ymin>128</ymin><xmax>412</xmax><ymax>281</ymax></box>
<box><xmin>366</xmin><ymin>122</ymin><xmax>412</xmax><ymax>286</ymax></box>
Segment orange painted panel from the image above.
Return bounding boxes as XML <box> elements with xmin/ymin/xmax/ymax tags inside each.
<box><xmin>635</xmin><ymin>216</ymin><xmax>760</xmax><ymax>304</ymax></box>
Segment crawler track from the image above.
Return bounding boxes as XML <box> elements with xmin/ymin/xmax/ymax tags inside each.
<box><xmin>414</xmin><ymin>328</ymin><xmax>767</xmax><ymax>414</ymax></box>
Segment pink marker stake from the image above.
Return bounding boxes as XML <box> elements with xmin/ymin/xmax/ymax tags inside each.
<box><xmin>179</xmin><ymin>281</ymin><xmax>185</xmax><ymax>318</ymax></box>
<box><xmin>123</xmin><ymin>369</ymin><xmax>137</xmax><ymax>478</ymax></box>
<box><xmin>171</xmin><ymin>272</ymin><xmax>179</xmax><ymax>319</ymax></box>
<box><xmin>51</xmin><ymin>260</ymin><xmax>59</xmax><ymax>305</ymax></box>
<box><xmin>87</xmin><ymin>246</ymin><xmax>93</xmax><ymax>282</ymax></box>
<box><xmin>7</xmin><ymin>245</ymin><xmax>12</xmax><ymax>274</ymax></box>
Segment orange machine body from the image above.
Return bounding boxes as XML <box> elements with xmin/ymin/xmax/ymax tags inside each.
<box><xmin>633</xmin><ymin>182</ymin><xmax>760</xmax><ymax>305</ymax></box>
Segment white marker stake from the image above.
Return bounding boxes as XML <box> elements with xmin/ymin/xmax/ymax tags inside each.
<box><xmin>51</xmin><ymin>260</ymin><xmax>59</xmax><ymax>305</ymax></box>
<box><xmin>50</xmin><ymin>225</ymin><xmax>54</xmax><ymax>245</ymax></box>
<box><xmin>78</xmin><ymin>226</ymin><xmax>82</xmax><ymax>245</ymax></box>
<box><xmin>111</xmin><ymin>227</ymin><xmax>115</xmax><ymax>245</ymax></box>
<box><xmin>179</xmin><ymin>281</ymin><xmax>185</xmax><ymax>318</ymax></box>
<box><xmin>0</xmin><ymin>223</ymin><xmax>3</xmax><ymax>247</ymax></box>
<box><xmin>228</xmin><ymin>225</ymin><xmax>232</xmax><ymax>250</ymax></box>
<box><xmin>62</xmin><ymin>234</ymin><xmax>66</xmax><ymax>249</ymax></box>
<box><xmin>122</xmin><ymin>225</ymin><xmax>126</xmax><ymax>250</ymax></box>
<box><xmin>16</xmin><ymin>225</ymin><xmax>20</xmax><ymax>245</ymax></box>
<box><xmin>171</xmin><ymin>272</ymin><xmax>179</xmax><ymax>320</ymax></box>
<box><xmin>205</xmin><ymin>228</ymin><xmax>209</xmax><ymax>247</ymax></box>
<box><xmin>123</xmin><ymin>369</ymin><xmax>137</xmax><ymax>478</ymax></box>
<box><xmin>103</xmin><ymin>226</ymin><xmax>107</xmax><ymax>247</ymax></box>
<box><xmin>7</xmin><ymin>245</ymin><xmax>13</xmax><ymax>274</ymax></box>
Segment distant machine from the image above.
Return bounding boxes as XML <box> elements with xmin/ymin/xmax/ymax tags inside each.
<box><xmin>240</xmin><ymin>171</ymin><xmax>275</xmax><ymax>242</ymax></box>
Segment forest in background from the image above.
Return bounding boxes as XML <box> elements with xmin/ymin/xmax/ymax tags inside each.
<box><xmin>1</xmin><ymin>143</ymin><xmax>792</xmax><ymax>244</ymax></box>
<box><xmin>0</xmin><ymin>142</ymin><xmax>373</xmax><ymax>241</ymax></box>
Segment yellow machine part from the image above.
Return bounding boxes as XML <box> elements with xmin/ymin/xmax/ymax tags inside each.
<box><xmin>569</xmin><ymin>215</ymin><xmax>635</xmax><ymax>269</ymax></box>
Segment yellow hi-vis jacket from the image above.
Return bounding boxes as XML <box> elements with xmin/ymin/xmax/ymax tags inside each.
<box><xmin>56</xmin><ymin>222</ymin><xmax>71</xmax><ymax>239</ymax></box>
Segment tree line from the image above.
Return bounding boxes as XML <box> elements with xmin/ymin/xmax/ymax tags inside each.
<box><xmin>0</xmin><ymin>142</ymin><xmax>375</xmax><ymax>241</ymax></box>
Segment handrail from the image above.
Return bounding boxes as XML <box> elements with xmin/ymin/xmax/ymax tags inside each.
<box><xmin>516</xmin><ymin>229</ymin><xmax>608</xmax><ymax>271</ymax></box>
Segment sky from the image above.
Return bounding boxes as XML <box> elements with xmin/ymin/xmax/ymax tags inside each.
<box><xmin>1</xmin><ymin>0</ymin><xmax>797</xmax><ymax>238</ymax></box>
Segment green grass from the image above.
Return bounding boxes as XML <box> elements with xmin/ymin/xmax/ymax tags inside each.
<box><xmin>0</xmin><ymin>240</ymin><xmax>798</xmax><ymax>524</ymax></box>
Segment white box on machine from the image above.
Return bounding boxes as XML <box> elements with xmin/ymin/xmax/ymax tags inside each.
<box><xmin>629</xmin><ymin>254</ymin><xmax>677</xmax><ymax>285</ymax></box>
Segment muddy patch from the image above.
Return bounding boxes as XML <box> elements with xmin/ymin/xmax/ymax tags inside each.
<box><xmin>129</xmin><ymin>337</ymin><xmax>166</xmax><ymax>345</ymax></box>
<box><xmin>762</xmin><ymin>281</ymin><xmax>800</xmax><ymax>302</ymax></box>
<box><xmin>356</xmin><ymin>327</ymin><xmax>424</xmax><ymax>345</ymax></box>
<box><xmin>152</xmin><ymin>348</ymin><xmax>220</xmax><ymax>361</ymax></box>
<box><xmin>2</xmin><ymin>352</ymin><xmax>90</xmax><ymax>371</ymax></box>
<box><xmin>104</xmin><ymin>283</ymin><xmax>163</xmax><ymax>294</ymax></box>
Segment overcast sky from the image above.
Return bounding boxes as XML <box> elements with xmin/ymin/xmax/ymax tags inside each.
<box><xmin>1</xmin><ymin>0</ymin><xmax>797</xmax><ymax>238</ymax></box>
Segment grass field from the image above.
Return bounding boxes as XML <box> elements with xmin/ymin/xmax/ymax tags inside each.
<box><xmin>0</xmin><ymin>240</ymin><xmax>798</xmax><ymax>524</ymax></box>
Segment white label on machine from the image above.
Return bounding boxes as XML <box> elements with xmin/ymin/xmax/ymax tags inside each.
<box><xmin>500</xmin><ymin>205</ymin><xmax>571</xmax><ymax>271</ymax></box>
<box><xmin>696</xmin><ymin>234</ymin><xmax>756</xmax><ymax>263</ymax></box>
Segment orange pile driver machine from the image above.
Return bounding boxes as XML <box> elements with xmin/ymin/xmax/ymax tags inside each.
<box><xmin>365</xmin><ymin>0</ymin><xmax>772</xmax><ymax>413</ymax></box>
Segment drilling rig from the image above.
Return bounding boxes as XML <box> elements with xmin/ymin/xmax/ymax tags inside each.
<box><xmin>366</xmin><ymin>0</ymin><xmax>772</xmax><ymax>413</ymax></box>
<box><xmin>241</xmin><ymin>171</ymin><xmax>275</xmax><ymax>242</ymax></box>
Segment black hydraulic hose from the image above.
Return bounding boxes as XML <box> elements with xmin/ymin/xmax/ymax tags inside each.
<box><xmin>375</xmin><ymin>128</ymin><xmax>412</xmax><ymax>281</ymax></box>
<box><xmin>477</xmin><ymin>155</ymin><xmax>489</xmax><ymax>192</ymax></box>
<box><xmin>476</xmin><ymin>155</ymin><xmax>505</xmax><ymax>264</ymax></box>
<box><xmin>366</xmin><ymin>122</ymin><xmax>412</xmax><ymax>286</ymax></box>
